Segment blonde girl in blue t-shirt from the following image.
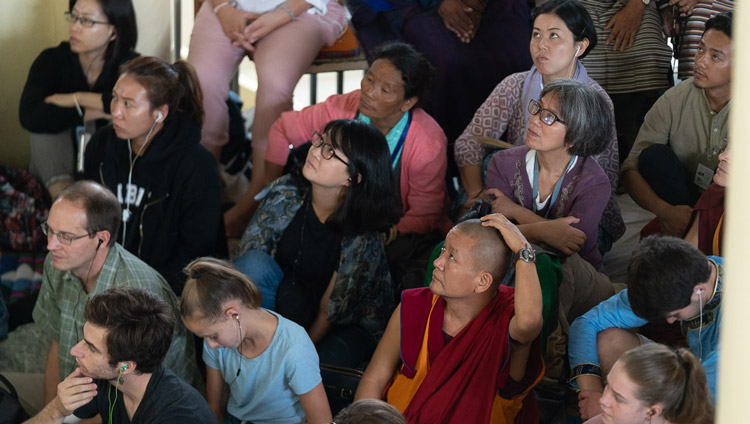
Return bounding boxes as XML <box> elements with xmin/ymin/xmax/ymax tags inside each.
<box><xmin>180</xmin><ymin>257</ymin><xmax>331</xmax><ymax>424</ymax></box>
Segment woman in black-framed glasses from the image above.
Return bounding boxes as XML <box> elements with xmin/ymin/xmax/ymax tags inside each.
<box><xmin>234</xmin><ymin>119</ymin><xmax>402</xmax><ymax>369</ymax></box>
<box><xmin>19</xmin><ymin>0</ymin><xmax>138</xmax><ymax>199</ymax></box>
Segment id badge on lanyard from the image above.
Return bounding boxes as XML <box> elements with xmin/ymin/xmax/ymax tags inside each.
<box><xmin>694</xmin><ymin>143</ymin><xmax>725</xmax><ymax>191</ymax></box>
<box><xmin>75</xmin><ymin>125</ymin><xmax>92</xmax><ymax>173</ymax></box>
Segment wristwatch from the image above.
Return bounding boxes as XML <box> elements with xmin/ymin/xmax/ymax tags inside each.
<box><xmin>516</xmin><ymin>247</ymin><xmax>536</xmax><ymax>264</ymax></box>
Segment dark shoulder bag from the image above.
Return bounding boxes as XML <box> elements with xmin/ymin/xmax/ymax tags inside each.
<box><xmin>0</xmin><ymin>373</ymin><xmax>29</xmax><ymax>424</ymax></box>
<box><xmin>320</xmin><ymin>364</ymin><xmax>363</xmax><ymax>417</ymax></box>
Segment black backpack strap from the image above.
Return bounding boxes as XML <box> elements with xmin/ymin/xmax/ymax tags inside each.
<box><xmin>0</xmin><ymin>373</ymin><xmax>19</xmax><ymax>400</ymax></box>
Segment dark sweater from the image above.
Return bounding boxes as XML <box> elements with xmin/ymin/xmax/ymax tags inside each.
<box><xmin>83</xmin><ymin>116</ymin><xmax>226</xmax><ymax>295</ymax></box>
<box><xmin>19</xmin><ymin>41</ymin><xmax>137</xmax><ymax>133</ymax></box>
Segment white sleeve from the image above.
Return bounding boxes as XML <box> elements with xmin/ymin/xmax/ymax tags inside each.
<box><xmin>304</xmin><ymin>0</ymin><xmax>328</xmax><ymax>15</ymax></box>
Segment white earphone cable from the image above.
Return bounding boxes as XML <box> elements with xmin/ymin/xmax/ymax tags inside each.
<box><xmin>122</xmin><ymin>118</ymin><xmax>159</xmax><ymax>245</ymax></box>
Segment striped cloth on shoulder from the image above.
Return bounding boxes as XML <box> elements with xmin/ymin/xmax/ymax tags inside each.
<box><xmin>675</xmin><ymin>0</ymin><xmax>734</xmax><ymax>80</ymax></box>
<box><xmin>580</xmin><ymin>0</ymin><xmax>673</xmax><ymax>94</ymax></box>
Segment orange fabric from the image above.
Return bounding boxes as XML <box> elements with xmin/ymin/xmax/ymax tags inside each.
<box><xmin>712</xmin><ymin>214</ymin><xmax>724</xmax><ymax>256</ymax></box>
<box><xmin>386</xmin><ymin>294</ymin><xmax>536</xmax><ymax>423</ymax></box>
<box><xmin>317</xmin><ymin>26</ymin><xmax>360</xmax><ymax>58</ymax></box>
<box><xmin>386</xmin><ymin>295</ymin><xmax>439</xmax><ymax>412</ymax></box>
<box><xmin>490</xmin><ymin>362</ymin><xmax>545</xmax><ymax>423</ymax></box>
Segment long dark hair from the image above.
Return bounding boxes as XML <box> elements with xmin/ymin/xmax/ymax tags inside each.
<box><xmin>293</xmin><ymin>119</ymin><xmax>402</xmax><ymax>235</ymax></box>
<box><xmin>119</xmin><ymin>56</ymin><xmax>205</xmax><ymax>127</ymax></box>
<box><xmin>70</xmin><ymin>0</ymin><xmax>137</xmax><ymax>63</ymax></box>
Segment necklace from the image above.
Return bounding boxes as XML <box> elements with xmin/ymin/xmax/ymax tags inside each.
<box><xmin>532</xmin><ymin>153</ymin><xmax>576</xmax><ymax>217</ymax></box>
<box><xmin>82</xmin><ymin>48</ymin><xmax>105</xmax><ymax>87</ymax></box>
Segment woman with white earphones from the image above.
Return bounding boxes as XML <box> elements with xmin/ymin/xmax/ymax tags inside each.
<box><xmin>454</xmin><ymin>0</ymin><xmax>624</xmax><ymax>253</ymax></box>
<box><xmin>83</xmin><ymin>56</ymin><xmax>225</xmax><ymax>296</ymax></box>
<box><xmin>180</xmin><ymin>257</ymin><xmax>332</xmax><ymax>424</ymax></box>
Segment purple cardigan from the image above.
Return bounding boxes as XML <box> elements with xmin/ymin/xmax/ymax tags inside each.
<box><xmin>486</xmin><ymin>146</ymin><xmax>610</xmax><ymax>270</ymax></box>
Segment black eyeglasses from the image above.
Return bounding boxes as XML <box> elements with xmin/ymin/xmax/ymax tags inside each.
<box><xmin>528</xmin><ymin>99</ymin><xmax>566</xmax><ymax>126</ymax></box>
<box><xmin>41</xmin><ymin>221</ymin><xmax>96</xmax><ymax>245</ymax></box>
<box><xmin>311</xmin><ymin>131</ymin><xmax>349</xmax><ymax>166</ymax></box>
<box><xmin>64</xmin><ymin>11</ymin><xmax>111</xmax><ymax>28</ymax></box>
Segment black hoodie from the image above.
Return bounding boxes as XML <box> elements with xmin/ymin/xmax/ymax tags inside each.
<box><xmin>83</xmin><ymin>116</ymin><xmax>226</xmax><ymax>295</ymax></box>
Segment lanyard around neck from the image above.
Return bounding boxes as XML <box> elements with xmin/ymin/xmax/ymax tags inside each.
<box><xmin>390</xmin><ymin>110</ymin><xmax>413</xmax><ymax>165</ymax></box>
<box><xmin>532</xmin><ymin>153</ymin><xmax>576</xmax><ymax>217</ymax></box>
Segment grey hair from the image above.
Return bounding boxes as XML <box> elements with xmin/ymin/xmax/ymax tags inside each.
<box><xmin>540</xmin><ymin>78</ymin><xmax>613</xmax><ymax>157</ymax></box>
<box><xmin>453</xmin><ymin>219</ymin><xmax>510</xmax><ymax>281</ymax></box>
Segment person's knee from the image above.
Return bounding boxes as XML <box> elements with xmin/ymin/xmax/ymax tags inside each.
<box><xmin>638</xmin><ymin>144</ymin><xmax>684</xmax><ymax>183</ymax></box>
<box><xmin>596</xmin><ymin>328</ymin><xmax>640</xmax><ymax>377</ymax></box>
<box><xmin>255</xmin><ymin>79</ymin><xmax>296</xmax><ymax>109</ymax></box>
<box><xmin>235</xmin><ymin>250</ymin><xmax>281</xmax><ymax>280</ymax></box>
<box><xmin>234</xmin><ymin>250</ymin><xmax>283</xmax><ymax>309</ymax></box>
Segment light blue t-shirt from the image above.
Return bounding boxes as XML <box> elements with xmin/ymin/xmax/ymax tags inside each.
<box><xmin>569</xmin><ymin>257</ymin><xmax>723</xmax><ymax>400</ymax></box>
<box><xmin>203</xmin><ymin>310</ymin><xmax>322</xmax><ymax>424</ymax></box>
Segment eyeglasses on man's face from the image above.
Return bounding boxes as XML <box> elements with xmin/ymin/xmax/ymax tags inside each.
<box><xmin>311</xmin><ymin>131</ymin><xmax>349</xmax><ymax>166</ymax></box>
<box><xmin>65</xmin><ymin>11</ymin><xmax>111</xmax><ymax>28</ymax></box>
<box><xmin>41</xmin><ymin>221</ymin><xmax>96</xmax><ymax>246</ymax></box>
<box><xmin>528</xmin><ymin>99</ymin><xmax>567</xmax><ymax>126</ymax></box>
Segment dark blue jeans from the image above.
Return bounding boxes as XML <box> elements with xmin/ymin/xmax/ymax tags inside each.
<box><xmin>234</xmin><ymin>250</ymin><xmax>374</xmax><ymax>368</ymax></box>
<box><xmin>234</xmin><ymin>249</ymin><xmax>283</xmax><ymax>310</ymax></box>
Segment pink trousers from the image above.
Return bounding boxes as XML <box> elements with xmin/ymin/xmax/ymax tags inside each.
<box><xmin>188</xmin><ymin>0</ymin><xmax>346</xmax><ymax>153</ymax></box>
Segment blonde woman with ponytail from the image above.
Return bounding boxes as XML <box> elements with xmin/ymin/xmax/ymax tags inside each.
<box><xmin>180</xmin><ymin>257</ymin><xmax>331</xmax><ymax>424</ymax></box>
<box><xmin>585</xmin><ymin>343</ymin><xmax>714</xmax><ymax>424</ymax></box>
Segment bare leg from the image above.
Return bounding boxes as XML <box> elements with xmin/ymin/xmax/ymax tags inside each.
<box><xmin>224</xmin><ymin>151</ymin><xmax>266</xmax><ymax>237</ymax></box>
<box><xmin>222</xmin><ymin>12</ymin><xmax>334</xmax><ymax>237</ymax></box>
<box><xmin>188</xmin><ymin>1</ymin><xmax>246</xmax><ymax>159</ymax></box>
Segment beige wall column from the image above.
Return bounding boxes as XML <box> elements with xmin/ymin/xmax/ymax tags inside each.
<box><xmin>717</xmin><ymin>2</ymin><xmax>749</xmax><ymax>422</ymax></box>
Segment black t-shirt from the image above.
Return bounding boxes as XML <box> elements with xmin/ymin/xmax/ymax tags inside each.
<box><xmin>74</xmin><ymin>364</ymin><xmax>214</xmax><ymax>424</ymax></box>
<box><xmin>275</xmin><ymin>198</ymin><xmax>342</xmax><ymax>328</ymax></box>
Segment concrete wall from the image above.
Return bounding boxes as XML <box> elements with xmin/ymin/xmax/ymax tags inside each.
<box><xmin>0</xmin><ymin>0</ymin><xmax>172</xmax><ymax>168</ymax></box>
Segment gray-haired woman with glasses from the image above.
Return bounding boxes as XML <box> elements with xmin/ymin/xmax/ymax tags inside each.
<box><xmin>484</xmin><ymin>78</ymin><xmax>615</xmax><ymax>322</ymax></box>
<box><xmin>19</xmin><ymin>0</ymin><xmax>137</xmax><ymax>199</ymax></box>
<box><xmin>233</xmin><ymin>119</ymin><xmax>402</xmax><ymax>369</ymax></box>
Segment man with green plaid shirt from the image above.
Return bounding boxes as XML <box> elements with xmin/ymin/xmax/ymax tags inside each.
<box><xmin>5</xmin><ymin>181</ymin><xmax>200</xmax><ymax>416</ymax></box>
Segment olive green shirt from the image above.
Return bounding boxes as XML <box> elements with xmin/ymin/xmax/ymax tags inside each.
<box><xmin>621</xmin><ymin>78</ymin><xmax>730</xmax><ymax>178</ymax></box>
<box><xmin>32</xmin><ymin>243</ymin><xmax>200</xmax><ymax>387</ymax></box>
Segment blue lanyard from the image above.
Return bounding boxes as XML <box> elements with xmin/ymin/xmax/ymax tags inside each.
<box><xmin>391</xmin><ymin>110</ymin><xmax>412</xmax><ymax>165</ymax></box>
<box><xmin>532</xmin><ymin>154</ymin><xmax>576</xmax><ymax>218</ymax></box>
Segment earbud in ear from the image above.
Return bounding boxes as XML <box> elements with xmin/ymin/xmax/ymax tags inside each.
<box><xmin>98</xmin><ymin>239</ymin><xmax>104</xmax><ymax>246</ymax></box>
<box><xmin>156</xmin><ymin>111</ymin><xmax>164</xmax><ymax>122</ymax></box>
<box><xmin>121</xmin><ymin>364</ymin><xmax>127</xmax><ymax>372</ymax></box>
<box><xmin>696</xmin><ymin>288</ymin><xmax>703</xmax><ymax>295</ymax></box>
<box><xmin>575</xmin><ymin>45</ymin><xmax>581</xmax><ymax>56</ymax></box>
<box><xmin>232</xmin><ymin>314</ymin><xmax>239</xmax><ymax>320</ymax></box>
